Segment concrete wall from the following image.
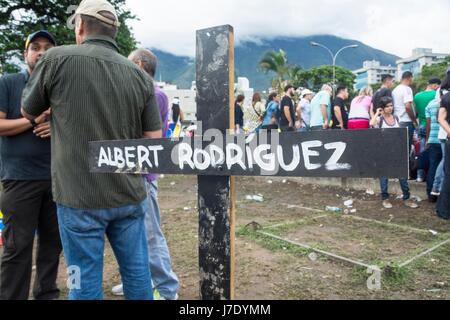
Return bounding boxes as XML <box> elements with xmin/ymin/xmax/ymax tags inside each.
<box><xmin>271</xmin><ymin>177</ymin><xmax>428</xmax><ymax>199</ymax></box>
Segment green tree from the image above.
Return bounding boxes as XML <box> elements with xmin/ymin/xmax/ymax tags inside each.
<box><xmin>259</xmin><ymin>49</ymin><xmax>290</xmax><ymax>92</ymax></box>
<box><xmin>0</xmin><ymin>0</ymin><xmax>138</xmax><ymax>74</ymax></box>
<box><xmin>292</xmin><ymin>65</ymin><xmax>357</xmax><ymax>96</ymax></box>
<box><xmin>413</xmin><ymin>56</ymin><xmax>450</xmax><ymax>92</ymax></box>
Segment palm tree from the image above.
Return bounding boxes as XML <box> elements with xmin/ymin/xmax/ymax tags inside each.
<box><xmin>259</xmin><ymin>49</ymin><xmax>289</xmax><ymax>92</ymax></box>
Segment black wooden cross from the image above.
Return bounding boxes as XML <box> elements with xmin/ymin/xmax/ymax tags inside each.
<box><xmin>89</xmin><ymin>25</ymin><xmax>409</xmax><ymax>300</ymax></box>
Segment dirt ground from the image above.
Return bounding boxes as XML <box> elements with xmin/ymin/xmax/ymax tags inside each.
<box><xmin>13</xmin><ymin>175</ymin><xmax>450</xmax><ymax>300</ymax></box>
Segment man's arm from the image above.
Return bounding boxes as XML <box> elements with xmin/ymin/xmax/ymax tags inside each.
<box><xmin>438</xmin><ymin>108</ymin><xmax>450</xmax><ymax>137</ymax></box>
<box><xmin>142</xmin><ymin>92</ymin><xmax>162</xmax><ymax>138</ymax></box>
<box><xmin>21</xmin><ymin>58</ymin><xmax>52</xmax><ymax>120</ymax></box>
<box><xmin>321</xmin><ymin>104</ymin><xmax>328</xmax><ymax>128</ymax></box>
<box><xmin>284</xmin><ymin>105</ymin><xmax>293</xmax><ymax>127</ymax></box>
<box><xmin>425</xmin><ymin>118</ymin><xmax>431</xmax><ymax>148</ymax></box>
<box><xmin>297</xmin><ymin>102</ymin><xmax>303</xmax><ymax>124</ymax></box>
<box><xmin>0</xmin><ymin>112</ymin><xmax>33</xmax><ymax>136</ymax></box>
<box><xmin>143</xmin><ymin>130</ymin><xmax>162</xmax><ymax>139</ymax></box>
<box><xmin>334</xmin><ymin>106</ymin><xmax>344</xmax><ymax>129</ymax></box>
<box><xmin>405</xmin><ymin>101</ymin><xmax>418</xmax><ymax>126</ymax></box>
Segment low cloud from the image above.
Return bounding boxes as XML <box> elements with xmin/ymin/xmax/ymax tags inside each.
<box><xmin>127</xmin><ymin>0</ymin><xmax>450</xmax><ymax>58</ymax></box>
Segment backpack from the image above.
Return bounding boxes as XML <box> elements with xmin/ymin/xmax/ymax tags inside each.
<box><xmin>262</xmin><ymin>101</ymin><xmax>282</xmax><ymax>124</ymax></box>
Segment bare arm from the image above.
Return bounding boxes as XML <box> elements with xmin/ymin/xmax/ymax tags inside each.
<box><xmin>405</xmin><ymin>102</ymin><xmax>418</xmax><ymax>126</ymax></box>
<box><xmin>334</xmin><ymin>106</ymin><xmax>344</xmax><ymax>129</ymax></box>
<box><xmin>438</xmin><ymin>108</ymin><xmax>450</xmax><ymax>137</ymax></box>
<box><xmin>296</xmin><ymin>103</ymin><xmax>303</xmax><ymax>123</ymax></box>
<box><xmin>370</xmin><ymin>109</ymin><xmax>382</xmax><ymax>128</ymax></box>
<box><xmin>321</xmin><ymin>104</ymin><xmax>328</xmax><ymax>129</ymax></box>
<box><xmin>369</xmin><ymin>106</ymin><xmax>375</xmax><ymax>120</ymax></box>
<box><xmin>0</xmin><ymin>111</ymin><xmax>33</xmax><ymax>136</ymax></box>
<box><xmin>179</xmin><ymin>109</ymin><xmax>185</xmax><ymax>122</ymax></box>
<box><xmin>143</xmin><ymin>129</ymin><xmax>163</xmax><ymax>139</ymax></box>
<box><xmin>425</xmin><ymin>118</ymin><xmax>431</xmax><ymax>147</ymax></box>
<box><xmin>284</xmin><ymin>106</ymin><xmax>293</xmax><ymax>126</ymax></box>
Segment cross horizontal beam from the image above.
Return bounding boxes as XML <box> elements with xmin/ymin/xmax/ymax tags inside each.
<box><xmin>89</xmin><ymin>128</ymin><xmax>409</xmax><ymax>179</ymax></box>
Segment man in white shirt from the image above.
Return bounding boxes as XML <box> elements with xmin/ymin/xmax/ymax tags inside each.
<box><xmin>392</xmin><ymin>71</ymin><xmax>418</xmax><ymax>155</ymax></box>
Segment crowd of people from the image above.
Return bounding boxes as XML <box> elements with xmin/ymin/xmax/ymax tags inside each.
<box><xmin>235</xmin><ymin>72</ymin><xmax>450</xmax><ymax>217</ymax></box>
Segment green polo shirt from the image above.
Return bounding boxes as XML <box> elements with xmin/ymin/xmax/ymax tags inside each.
<box><xmin>22</xmin><ymin>35</ymin><xmax>162</xmax><ymax>209</ymax></box>
<box><xmin>414</xmin><ymin>90</ymin><xmax>436</xmax><ymax>127</ymax></box>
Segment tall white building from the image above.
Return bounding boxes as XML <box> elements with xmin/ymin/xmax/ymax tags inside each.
<box><xmin>353</xmin><ymin>60</ymin><xmax>397</xmax><ymax>90</ymax></box>
<box><xmin>396</xmin><ymin>48</ymin><xmax>449</xmax><ymax>81</ymax></box>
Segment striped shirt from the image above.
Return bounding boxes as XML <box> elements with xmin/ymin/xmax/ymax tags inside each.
<box><xmin>22</xmin><ymin>35</ymin><xmax>162</xmax><ymax>209</ymax></box>
<box><xmin>425</xmin><ymin>98</ymin><xmax>441</xmax><ymax>145</ymax></box>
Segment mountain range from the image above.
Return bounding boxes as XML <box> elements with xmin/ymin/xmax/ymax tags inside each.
<box><xmin>151</xmin><ymin>35</ymin><xmax>400</xmax><ymax>90</ymax></box>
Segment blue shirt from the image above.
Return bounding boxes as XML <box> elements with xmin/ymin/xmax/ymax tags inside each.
<box><xmin>0</xmin><ymin>70</ymin><xmax>51</xmax><ymax>181</ymax></box>
<box><xmin>309</xmin><ymin>91</ymin><xmax>331</xmax><ymax>127</ymax></box>
<box><xmin>262</xmin><ymin>101</ymin><xmax>279</xmax><ymax>126</ymax></box>
<box><xmin>425</xmin><ymin>98</ymin><xmax>441</xmax><ymax>144</ymax></box>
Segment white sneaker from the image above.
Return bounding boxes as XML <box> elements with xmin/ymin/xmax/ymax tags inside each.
<box><xmin>430</xmin><ymin>191</ymin><xmax>441</xmax><ymax>197</ymax></box>
<box><xmin>416</xmin><ymin>177</ymin><xmax>424</xmax><ymax>183</ymax></box>
<box><xmin>111</xmin><ymin>283</ymin><xmax>124</xmax><ymax>296</ymax></box>
<box><xmin>404</xmin><ymin>199</ymin><xmax>419</xmax><ymax>209</ymax></box>
<box><xmin>382</xmin><ymin>200</ymin><xmax>393</xmax><ymax>209</ymax></box>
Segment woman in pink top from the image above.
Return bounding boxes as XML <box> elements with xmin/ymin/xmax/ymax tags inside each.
<box><xmin>348</xmin><ymin>86</ymin><xmax>374</xmax><ymax>130</ymax></box>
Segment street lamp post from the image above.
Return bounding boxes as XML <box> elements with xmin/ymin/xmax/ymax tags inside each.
<box><xmin>310</xmin><ymin>41</ymin><xmax>359</xmax><ymax>95</ymax></box>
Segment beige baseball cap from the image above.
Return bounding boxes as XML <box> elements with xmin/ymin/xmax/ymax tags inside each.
<box><xmin>70</xmin><ymin>0</ymin><xmax>121</xmax><ymax>27</ymax></box>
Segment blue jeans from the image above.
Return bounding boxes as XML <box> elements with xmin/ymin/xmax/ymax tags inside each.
<box><xmin>57</xmin><ymin>201</ymin><xmax>152</xmax><ymax>300</ymax></box>
<box><xmin>417</xmin><ymin>125</ymin><xmax>427</xmax><ymax>180</ymax></box>
<box><xmin>400</xmin><ymin>122</ymin><xmax>415</xmax><ymax>155</ymax></box>
<box><xmin>144</xmin><ymin>180</ymin><xmax>179</xmax><ymax>299</ymax></box>
<box><xmin>380</xmin><ymin>178</ymin><xmax>410</xmax><ymax>201</ymax></box>
<box><xmin>433</xmin><ymin>141</ymin><xmax>446</xmax><ymax>193</ymax></box>
<box><xmin>437</xmin><ymin>140</ymin><xmax>450</xmax><ymax>220</ymax></box>
<box><xmin>426</xmin><ymin>144</ymin><xmax>443</xmax><ymax>196</ymax></box>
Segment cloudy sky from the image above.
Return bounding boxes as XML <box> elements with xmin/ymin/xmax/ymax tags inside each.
<box><xmin>126</xmin><ymin>0</ymin><xmax>449</xmax><ymax>58</ymax></box>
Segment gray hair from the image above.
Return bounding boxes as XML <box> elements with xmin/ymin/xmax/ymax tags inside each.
<box><xmin>129</xmin><ymin>48</ymin><xmax>157</xmax><ymax>78</ymax></box>
<box><xmin>321</xmin><ymin>84</ymin><xmax>333</xmax><ymax>93</ymax></box>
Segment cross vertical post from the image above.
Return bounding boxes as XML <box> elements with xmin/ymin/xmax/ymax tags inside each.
<box><xmin>196</xmin><ymin>25</ymin><xmax>235</xmax><ymax>300</ymax></box>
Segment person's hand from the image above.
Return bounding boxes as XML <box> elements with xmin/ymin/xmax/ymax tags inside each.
<box><xmin>34</xmin><ymin>122</ymin><xmax>50</xmax><ymax>139</ymax></box>
<box><xmin>338</xmin><ymin>123</ymin><xmax>344</xmax><ymax>130</ymax></box>
<box><xmin>295</xmin><ymin>121</ymin><xmax>301</xmax><ymax>129</ymax></box>
<box><xmin>289</xmin><ymin>122</ymin><xmax>294</xmax><ymax>128</ymax></box>
<box><xmin>322</xmin><ymin>121</ymin><xmax>328</xmax><ymax>130</ymax></box>
<box><xmin>376</xmin><ymin>108</ymin><xmax>383</xmax><ymax>116</ymax></box>
<box><xmin>34</xmin><ymin>108</ymin><xmax>52</xmax><ymax>125</ymax></box>
<box><xmin>413</xmin><ymin>120</ymin><xmax>419</xmax><ymax>129</ymax></box>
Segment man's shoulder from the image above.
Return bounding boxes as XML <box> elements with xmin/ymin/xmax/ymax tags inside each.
<box><xmin>43</xmin><ymin>45</ymin><xmax>139</xmax><ymax>69</ymax></box>
<box><xmin>281</xmin><ymin>95</ymin><xmax>292</xmax><ymax>104</ymax></box>
<box><xmin>154</xmin><ymin>86</ymin><xmax>168</xmax><ymax>99</ymax></box>
<box><xmin>0</xmin><ymin>72</ymin><xmax>26</xmax><ymax>85</ymax></box>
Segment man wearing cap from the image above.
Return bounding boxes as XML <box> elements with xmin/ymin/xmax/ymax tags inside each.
<box><xmin>296</xmin><ymin>89</ymin><xmax>313</xmax><ymax>132</ymax></box>
<box><xmin>0</xmin><ymin>30</ymin><xmax>61</xmax><ymax>300</ymax></box>
<box><xmin>21</xmin><ymin>0</ymin><xmax>162</xmax><ymax>300</ymax></box>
